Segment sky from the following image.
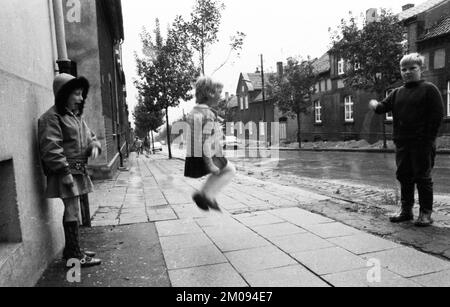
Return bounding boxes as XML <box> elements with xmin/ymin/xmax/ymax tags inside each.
<box><xmin>121</xmin><ymin>0</ymin><xmax>425</xmax><ymax>128</ymax></box>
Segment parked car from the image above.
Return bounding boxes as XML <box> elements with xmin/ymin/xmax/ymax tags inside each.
<box><xmin>153</xmin><ymin>142</ymin><xmax>163</xmax><ymax>152</ymax></box>
<box><xmin>221</xmin><ymin>135</ymin><xmax>240</xmax><ymax>150</ymax></box>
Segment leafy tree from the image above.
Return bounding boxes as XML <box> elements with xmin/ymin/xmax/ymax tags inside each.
<box><xmin>134</xmin><ymin>18</ymin><xmax>199</xmax><ymax>159</ymax></box>
<box><xmin>133</xmin><ymin>97</ymin><xmax>165</xmax><ymax>152</ymax></box>
<box><xmin>183</xmin><ymin>0</ymin><xmax>245</xmax><ymax>75</ymax></box>
<box><xmin>268</xmin><ymin>57</ymin><xmax>317</xmax><ymax>148</ymax></box>
<box><xmin>329</xmin><ymin>10</ymin><xmax>405</xmax><ymax>147</ymax></box>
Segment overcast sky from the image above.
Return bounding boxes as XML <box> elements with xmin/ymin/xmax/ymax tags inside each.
<box><xmin>122</xmin><ymin>0</ymin><xmax>424</xmax><ymax>127</ymax></box>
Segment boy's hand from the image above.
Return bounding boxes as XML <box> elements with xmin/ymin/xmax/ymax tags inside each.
<box><xmin>62</xmin><ymin>174</ymin><xmax>74</xmax><ymax>187</ymax></box>
<box><xmin>369</xmin><ymin>99</ymin><xmax>380</xmax><ymax>111</ymax></box>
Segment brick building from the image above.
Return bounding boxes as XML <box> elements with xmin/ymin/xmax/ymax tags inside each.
<box><xmin>63</xmin><ymin>0</ymin><xmax>130</xmax><ymax>179</ymax></box>
<box><xmin>0</xmin><ymin>0</ymin><xmax>129</xmax><ymax>286</ymax></box>
<box><xmin>299</xmin><ymin>0</ymin><xmax>450</xmax><ymax>144</ymax></box>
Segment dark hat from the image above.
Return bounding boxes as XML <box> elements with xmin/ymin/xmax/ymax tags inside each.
<box><xmin>53</xmin><ymin>73</ymin><xmax>90</xmax><ymax>115</ymax></box>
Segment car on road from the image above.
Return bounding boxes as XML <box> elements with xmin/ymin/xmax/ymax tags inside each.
<box><xmin>221</xmin><ymin>135</ymin><xmax>240</xmax><ymax>150</ymax></box>
<box><xmin>153</xmin><ymin>142</ymin><xmax>163</xmax><ymax>152</ymax></box>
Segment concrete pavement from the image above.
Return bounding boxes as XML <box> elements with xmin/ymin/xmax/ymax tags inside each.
<box><xmin>37</xmin><ymin>152</ymin><xmax>450</xmax><ymax>287</ymax></box>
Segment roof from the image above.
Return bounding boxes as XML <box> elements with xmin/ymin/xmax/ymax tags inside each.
<box><xmin>398</xmin><ymin>0</ymin><xmax>447</xmax><ymax>21</ymax></box>
<box><xmin>227</xmin><ymin>95</ymin><xmax>238</xmax><ymax>108</ymax></box>
<box><xmin>242</xmin><ymin>73</ymin><xmax>276</xmax><ymax>91</ymax></box>
<box><xmin>312</xmin><ymin>53</ymin><xmax>331</xmax><ymax>75</ymax></box>
<box><xmin>420</xmin><ymin>16</ymin><xmax>450</xmax><ymax>40</ymax></box>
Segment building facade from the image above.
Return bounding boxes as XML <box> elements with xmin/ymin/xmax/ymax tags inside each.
<box><xmin>0</xmin><ymin>0</ymin><xmax>66</xmax><ymax>287</ymax></box>
<box><xmin>63</xmin><ymin>0</ymin><xmax>130</xmax><ymax>179</ymax></box>
<box><xmin>0</xmin><ymin>0</ymin><xmax>129</xmax><ymax>286</ymax></box>
<box><xmin>230</xmin><ymin>72</ymin><xmax>276</xmax><ymax>144</ymax></box>
<box><xmin>300</xmin><ymin>0</ymin><xmax>450</xmax><ymax>144</ymax></box>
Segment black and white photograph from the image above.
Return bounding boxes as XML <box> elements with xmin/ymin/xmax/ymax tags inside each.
<box><xmin>1</xmin><ymin>0</ymin><xmax>450</xmax><ymax>291</ymax></box>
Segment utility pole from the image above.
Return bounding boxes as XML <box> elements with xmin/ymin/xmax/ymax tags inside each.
<box><xmin>260</xmin><ymin>54</ymin><xmax>267</xmax><ymax>147</ymax></box>
<box><xmin>260</xmin><ymin>54</ymin><xmax>266</xmax><ymax>124</ymax></box>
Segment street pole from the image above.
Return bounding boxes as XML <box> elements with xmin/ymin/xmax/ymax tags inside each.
<box><xmin>260</xmin><ymin>54</ymin><xmax>267</xmax><ymax>147</ymax></box>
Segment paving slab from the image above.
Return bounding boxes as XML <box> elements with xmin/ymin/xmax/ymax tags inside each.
<box><xmin>169</xmin><ymin>263</ymin><xmax>248</xmax><ymax>287</ymax></box>
<box><xmin>159</xmin><ymin>233</ymin><xmax>213</xmax><ymax>251</ymax></box>
<box><xmin>207</xmin><ymin>232</ymin><xmax>271</xmax><ymax>252</ymax></box>
<box><xmin>171</xmin><ymin>203</ymin><xmax>210</xmax><ymax>219</ymax></box>
<box><xmin>234</xmin><ymin>212</ymin><xmax>286</xmax><ymax>227</ymax></box>
<box><xmin>329</xmin><ymin>233</ymin><xmax>401</xmax><ymax>255</ymax></box>
<box><xmin>302</xmin><ymin>222</ymin><xmax>363</xmax><ymax>239</ymax></box>
<box><xmin>291</xmin><ymin>247</ymin><xmax>368</xmax><ymax>275</ymax></box>
<box><xmin>163</xmin><ymin>245</ymin><xmax>228</xmax><ymax>270</ymax></box>
<box><xmin>147</xmin><ymin>208</ymin><xmax>177</xmax><ymax>222</ymax></box>
<box><xmin>363</xmin><ymin>247</ymin><xmax>450</xmax><ymax>278</ymax></box>
<box><xmin>225</xmin><ymin>246</ymin><xmax>297</xmax><ymax>273</ymax></box>
<box><xmin>268</xmin><ymin>233</ymin><xmax>335</xmax><ymax>254</ymax></box>
<box><xmin>242</xmin><ymin>265</ymin><xmax>330</xmax><ymax>287</ymax></box>
<box><xmin>251</xmin><ymin>222</ymin><xmax>308</xmax><ymax>239</ymax></box>
<box><xmin>269</xmin><ymin>208</ymin><xmax>334</xmax><ymax>227</ymax></box>
<box><xmin>410</xmin><ymin>270</ymin><xmax>450</xmax><ymax>287</ymax></box>
<box><xmin>195</xmin><ymin>216</ymin><xmax>243</xmax><ymax>228</ymax></box>
<box><xmin>323</xmin><ymin>267</ymin><xmax>422</xmax><ymax>287</ymax></box>
<box><xmin>156</xmin><ymin>220</ymin><xmax>203</xmax><ymax>237</ymax></box>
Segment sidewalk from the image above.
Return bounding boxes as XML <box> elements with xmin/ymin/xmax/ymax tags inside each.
<box><xmin>37</xmin><ymin>152</ymin><xmax>450</xmax><ymax>287</ymax></box>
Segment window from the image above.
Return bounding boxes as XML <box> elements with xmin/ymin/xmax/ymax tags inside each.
<box><xmin>344</xmin><ymin>96</ymin><xmax>354</xmax><ymax>122</ymax></box>
<box><xmin>423</xmin><ymin>52</ymin><xmax>430</xmax><ymax>71</ymax></box>
<box><xmin>248</xmin><ymin>122</ymin><xmax>253</xmax><ymax>135</ymax></box>
<box><xmin>315</xmin><ymin>82</ymin><xmax>320</xmax><ymax>93</ymax></box>
<box><xmin>434</xmin><ymin>49</ymin><xmax>446</xmax><ymax>69</ymax></box>
<box><xmin>229</xmin><ymin>123</ymin><xmax>235</xmax><ymax>134</ymax></box>
<box><xmin>239</xmin><ymin>97</ymin><xmax>244</xmax><ymax>110</ymax></box>
<box><xmin>327</xmin><ymin>79</ymin><xmax>332</xmax><ymax>91</ymax></box>
<box><xmin>447</xmin><ymin>81</ymin><xmax>450</xmax><ymax>117</ymax></box>
<box><xmin>259</xmin><ymin>122</ymin><xmax>265</xmax><ymax>136</ymax></box>
<box><xmin>337</xmin><ymin>80</ymin><xmax>345</xmax><ymax>89</ymax></box>
<box><xmin>385</xmin><ymin>90</ymin><xmax>394</xmax><ymax>121</ymax></box>
<box><xmin>0</xmin><ymin>159</ymin><xmax>22</xmax><ymax>244</ymax></box>
<box><xmin>244</xmin><ymin>95</ymin><xmax>249</xmax><ymax>110</ymax></box>
<box><xmin>314</xmin><ymin>100</ymin><xmax>322</xmax><ymax>123</ymax></box>
<box><xmin>280</xmin><ymin>122</ymin><xmax>287</xmax><ymax>140</ymax></box>
<box><xmin>338</xmin><ymin>58</ymin><xmax>345</xmax><ymax>75</ymax></box>
<box><xmin>354</xmin><ymin>62</ymin><xmax>361</xmax><ymax>71</ymax></box>
<box><xmin>320</xmin><ymin>80</ymin><xmax>326</xmax><ymax>92</ymax></box>
<box><xmin>239</xmin><ymin>122</ymin><xmax>243</xmax><ymax>134</ymax></box>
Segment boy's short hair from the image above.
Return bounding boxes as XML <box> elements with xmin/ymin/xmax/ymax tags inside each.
<box><xmin>195</xmin><ymin>76</ymin><xmax>223</xmax><ymax>104</ymax></box>
<box><xmin>400</xmin><ymin>53</ymin><xmax>425</xmax><ymax>68</ymax></box>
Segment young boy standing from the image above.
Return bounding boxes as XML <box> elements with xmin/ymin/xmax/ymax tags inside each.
<box><xmin>369</xmin><ymin>53</ymin><xmax>444</xmax><ymax>227</ymax></box>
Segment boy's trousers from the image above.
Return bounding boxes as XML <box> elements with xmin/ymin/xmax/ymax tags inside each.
<box><xmin>395</xmin><ymin>140</ymin><xmax>436</xmax><ymax>214</ymax></box>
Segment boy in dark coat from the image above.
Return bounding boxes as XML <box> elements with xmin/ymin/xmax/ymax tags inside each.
<box><xmin>369</xmin><ymin>53</ymin><xmax>444</xmax><ymax>227</ymax></box>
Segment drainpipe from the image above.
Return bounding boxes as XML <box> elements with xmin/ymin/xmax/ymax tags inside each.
<box><xmin>52</xmin><ymin>0</ymin><xmax>72</xmax><ymax>74</ymax></box>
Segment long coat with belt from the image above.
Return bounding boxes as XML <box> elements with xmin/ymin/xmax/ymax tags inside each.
<box><xmin>38</xmin><ymin>74</ymin><xmax>101</xmax><ymax>199</ymax></box>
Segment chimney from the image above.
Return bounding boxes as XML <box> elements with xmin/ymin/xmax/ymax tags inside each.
<box><xmin>255</xmin><ymin>67</ymin><xmax>260</xmax><ymax>73</ymax></box>
<box><xmin>366</xmin><ymin>8</ymin><xmax>379</xmax><ymax>23</ymax></box>
<box><xmin>402</xmin><ymin>3</ymin><xmax>414</xmax><ymax>11</ymax></box>
<box><xmin>277</xmin><ymin>62</ymin><xmax>283</xmax><ymax>78</ymax></box>
<box><xmin>225</xmin><ymin>92</ymin><xmax>230</xmax><ymax>102</ymax></box>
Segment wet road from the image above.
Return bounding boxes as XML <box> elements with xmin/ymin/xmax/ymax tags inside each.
<box><xmin>229</xmin><ymin>150</ymin><xmax>450</xmax><ymax>195</ymax></box>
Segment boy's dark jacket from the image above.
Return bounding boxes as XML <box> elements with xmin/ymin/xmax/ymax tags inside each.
<box><xmin>376</xmin><ymin>80</ymin><xmax>444</xmax><ymax>142</ymax></box>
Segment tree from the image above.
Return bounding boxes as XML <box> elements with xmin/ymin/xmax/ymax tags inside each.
<box><xmin>133</xmin><ymin>97</ymin><xmax>165</xmax><ymax>152</ymax></box>
<box><xmin>134</xmin><ymin>18</ymin><xmax>199</xmax><ymax>159</ymax></box>
<box><xmin>184</xmin><ymin>0</ymin><xmax>245</xmax><ymax>75</ymax></box>
<box><xmin>268</xmin><ymin>57</ymin><xmax>317</xmax><ymax>148</ymax></box>
<box><xmin>330</xmin><ymin>9</ymin><xmax>405</xmax><ymax>147</ymax></box>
